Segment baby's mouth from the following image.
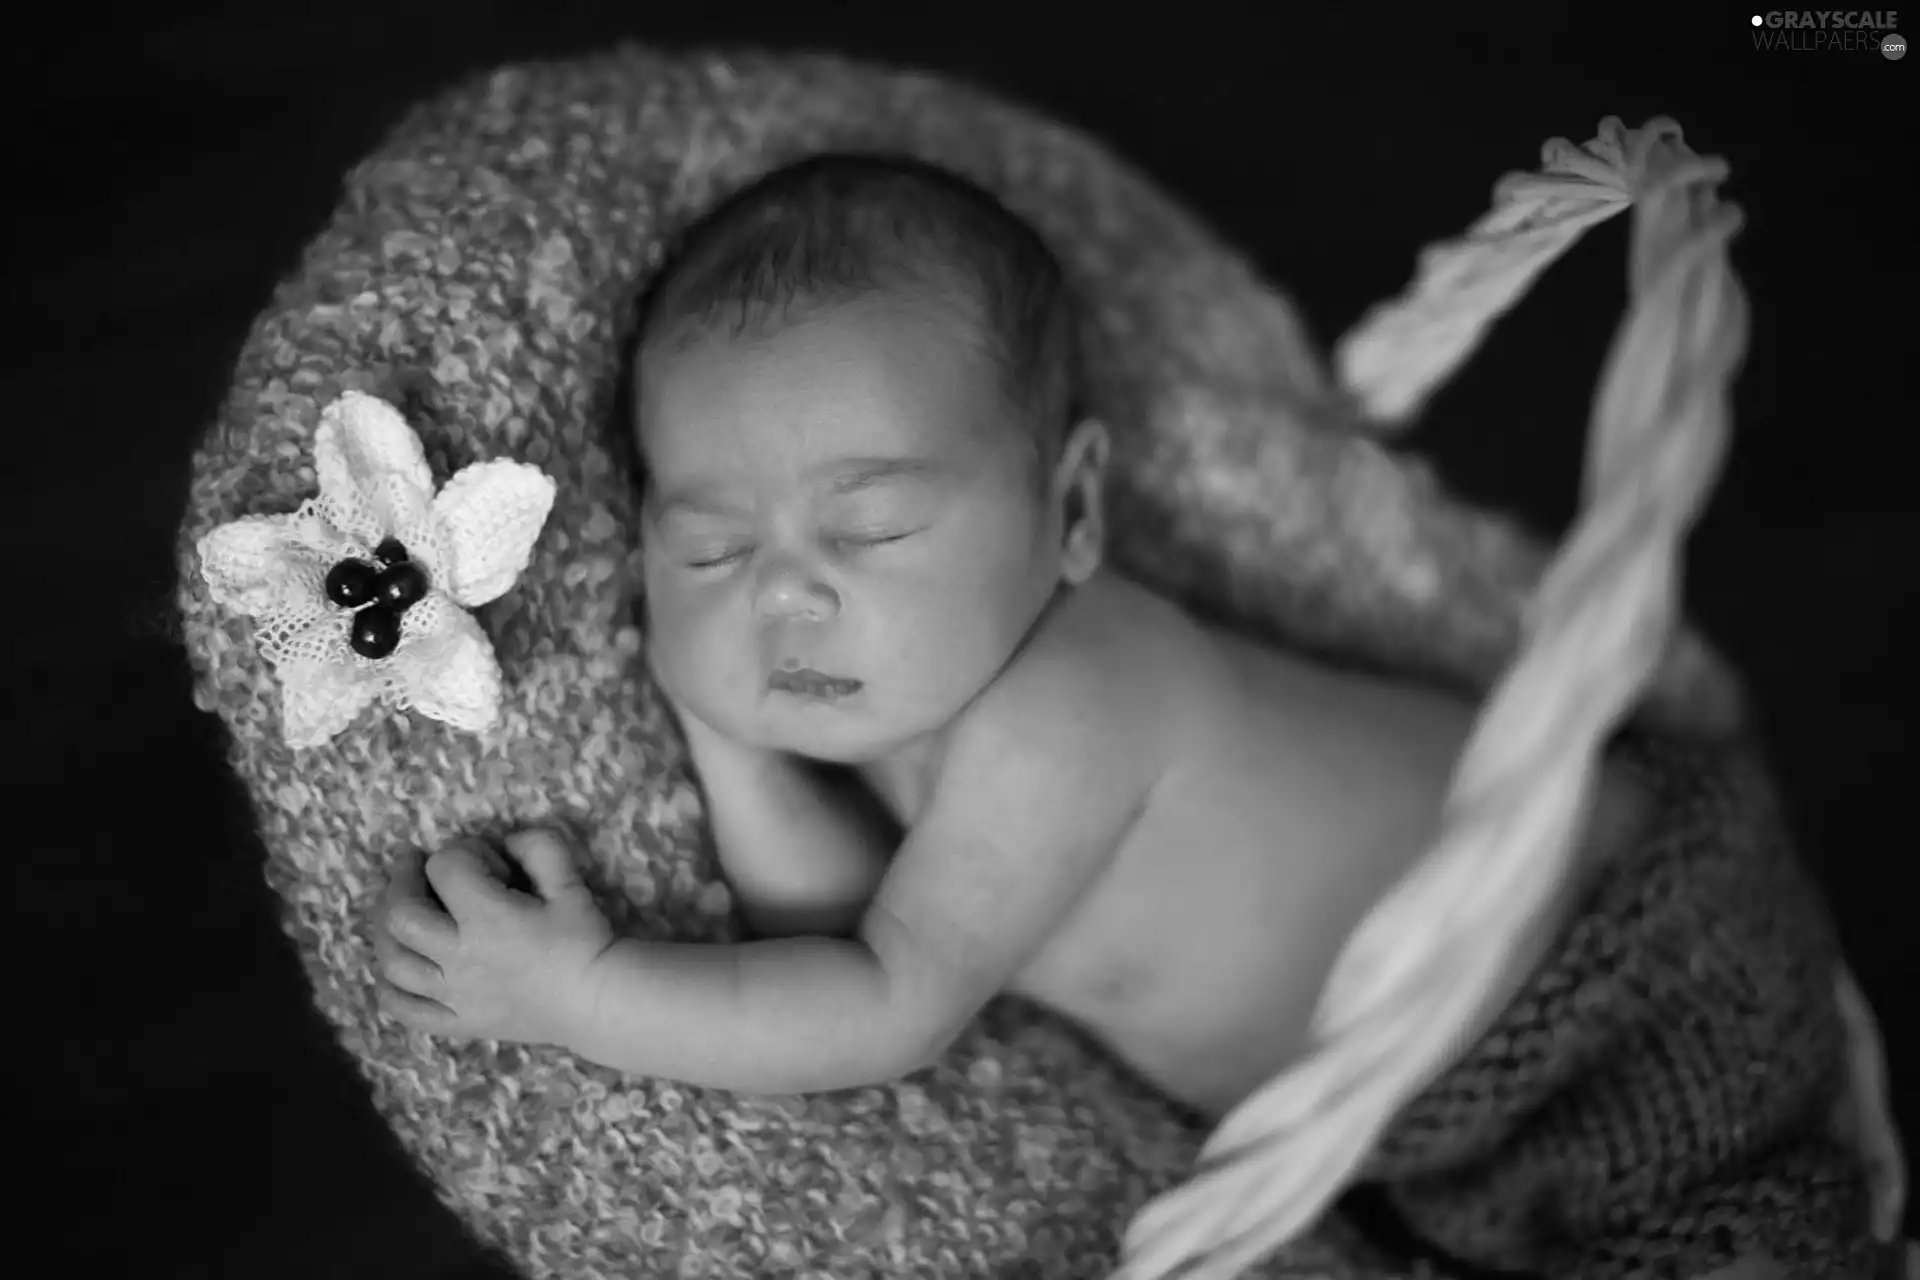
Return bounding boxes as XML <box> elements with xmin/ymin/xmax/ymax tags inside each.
<box><xmin>767</xmin><ymin>666</ymin><xmax>865</xmax><ymax>701</ymax></box>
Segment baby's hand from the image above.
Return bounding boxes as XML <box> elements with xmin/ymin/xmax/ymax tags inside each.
<box><xmin>372</xmin><ymin>828</ymin><xmax>615</xmax><ymax>1049</ymax></box>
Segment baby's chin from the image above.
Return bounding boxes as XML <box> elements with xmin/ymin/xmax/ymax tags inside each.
<box><xmin>750</xmin><ymin>708</ymin><xmax>899</xmax><ymax>765</ymax></box>
<box><xmin>735</xmin><ymin>689</ymin><xmax>935</xmax><ymax>765</ymax></box>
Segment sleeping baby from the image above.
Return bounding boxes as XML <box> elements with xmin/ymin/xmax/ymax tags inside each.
<box><xmin>371</xmin><ymin>154</ymin><xmax>1887</xmax><ymax>1278</ymax></box>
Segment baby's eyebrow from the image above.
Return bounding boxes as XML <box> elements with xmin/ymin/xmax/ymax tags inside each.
<box><xmin>648</xmin><ymin>486</ymin><xmax>747</xmax><ymax>523</ymax></box>
<box><xmin>820</xmin><ymin>457</ymin><xmax>947</xmax><ymax>494</ymax></box>
<box><xmin>647</xmin><ymin>457</ymin><xmax>946</xmax><ymax>523</ymax></box>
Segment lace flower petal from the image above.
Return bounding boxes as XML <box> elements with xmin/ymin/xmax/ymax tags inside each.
<box><xmin>431</xmin><ymin>458</ymin><xmax>559</xmax><ymax>607</ymax></box>
<box><xmin>313</xmin><ymin>391</ymin><xmax>436</xmax><ymax>548</ymax></box>
<box><xmin>247</xmin><ymin>547</ymin><xmax>352</xmax><ymax>668</ymax></box>
<box><xmin>378</xmin><ymin>465</ymin><xmax>456</xmax><ymax>592</ymax></box>
<box><xmin>197</xmin><ymin>512</ymin><xmax>306</xmax><ymax>616</ymax></box>
<box><xmin>278</xmin><ymin>652</ymin><xmax>381</xmax><ymax>749</ymax></box>
<box><xmin>389</xmin><ymin>593</ymin><xmax>504</xmax><ymax>733</ymax></box>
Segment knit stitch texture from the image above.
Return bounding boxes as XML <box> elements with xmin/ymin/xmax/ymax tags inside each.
<box><xmin>170</xmin><ymin>46</ymin><xmax>1859</xmax><ymax>1278</ymax></box>
<box><xmin>1362</xmin><ymin>729</ymin><xmax>1874</xmax><ymax>1278</ymax></box>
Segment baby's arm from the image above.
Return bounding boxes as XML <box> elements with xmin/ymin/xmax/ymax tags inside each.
<box><xmin>569</xmin><ymin>624</ymin><xmax>1154</xmax><ymax>1095</ymax></box>
<box><xmin>675</xmin><ymin>706</ymin><xmax>895</xmax><ymax>938</ymax></box>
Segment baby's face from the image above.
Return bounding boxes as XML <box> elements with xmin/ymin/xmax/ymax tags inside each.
<box><xmin>637</xmin><ymin>292</ymin><xmax>1065</xmax><ymax>763</ymax></box>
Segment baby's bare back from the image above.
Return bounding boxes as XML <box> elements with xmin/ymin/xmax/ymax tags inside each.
<box><xmin>1000</xmin><ymin>574</ymin><xmax>1648</xmax><ymax>1118</ymax></box>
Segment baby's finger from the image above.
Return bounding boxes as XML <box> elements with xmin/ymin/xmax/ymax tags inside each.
<box><xmin>383</xmin><ymin>850</ymin><xmax>458</xmax><ymax>953</ymax></box>
<box><xmin>385</xmin><ymin>846</ymin><xmax>443</xmax><ymax>908</ymax></box>
<box><xmin>426</xmin><ymin>841</ymin><xmax>510</xmax><ymax>916</ymax></box>
<box><xmin>373</xmin><ymin>923</ymin><xmax>444</xmax><ymax>998</ymax></box>
<box><xmin>375</xmin><ymin>976</ymin><xmax>461</xmax><ymax>1035</ymax></box>
<box><xmin>458</xmin><ymin>839</ymin><xmax>513</xmax><ymax>883</ymax></box>
<box><xmin>503</xmin><ymin>828</ymin><xmax>577</xmax><ymax>899</ymax></box>
<box><xmin>473</xmin><ymin>841</ymin><xmax>538</xmax><ymax>896</ymax></box>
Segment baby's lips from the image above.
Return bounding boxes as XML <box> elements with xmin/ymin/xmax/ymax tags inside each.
<box><xmin>766</xmin><ymin>666</ymin><xmax>864</xmax><ymax>695</ymax></box>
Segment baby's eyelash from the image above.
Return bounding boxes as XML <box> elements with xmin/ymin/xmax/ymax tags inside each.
<box><xmin>830</xmin><ymin>528</ymin><xmax>921</xmax><ymax>551</ymax></box>
<box><xmin>685</xmin><ymin>547</ymin><xmax>751</xmax><ymax>570</ymax></box>
<box><xmin>678</xmin><ymin>527</ymin><xmax>922</xmax><ymax>571</ymax></box>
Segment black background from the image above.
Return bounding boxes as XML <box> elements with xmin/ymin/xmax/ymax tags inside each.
<box><xmin>11</xmin><ymin>6</ymin><xmax>1914</xmax><ymax>1276</ymax></box>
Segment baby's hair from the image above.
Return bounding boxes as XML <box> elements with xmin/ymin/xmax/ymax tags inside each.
<box><xmin>634</xmin><ymin>152</ymin><xmax>1079</xmax><ymax>469</ymax></box>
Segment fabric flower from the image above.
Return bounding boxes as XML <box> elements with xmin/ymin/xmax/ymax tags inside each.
<box><xmin>197</xmin><ymin>390</ymin><xmax>556</xmax><ymax>748</ymax></box>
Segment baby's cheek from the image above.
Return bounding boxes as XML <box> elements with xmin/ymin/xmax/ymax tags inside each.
<box><xmin>883</xmin><ymin>573</ymin><xmax>1022</xmax><ymax>688</ymax></box>
<box><xmin>644</xmin><ymin>586</ymin><xmax>718</xmax><ymax>686</ymax></box>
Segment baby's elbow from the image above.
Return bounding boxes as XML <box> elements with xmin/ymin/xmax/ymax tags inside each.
<box><xmin>880</xmin><ymin>991</ymin><xmax>977</xmax><ymax>1084</ymax></box>
<box><xmin>894</xmin><ymin>1018</ymin><xmax>961</xmax><ymax>1079</ymax></box>
<box><xmin>790</xmin><ymin>1020</ymin><xmax>946</xmax><ymax>1095</ymax></box>
<box><xmin>862</xmin><ymin>907</ymin><xmax>979</xmax><ymax>1078</ymax></box>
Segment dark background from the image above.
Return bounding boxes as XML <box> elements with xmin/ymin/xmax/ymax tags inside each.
<box><xmin>11</xmin><ymin>6</ymin><xmax>1913</xmax><ymax>1276</ymax></box>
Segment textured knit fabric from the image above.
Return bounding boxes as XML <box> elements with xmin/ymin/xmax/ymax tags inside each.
<box><xmin>1363</xmin><ymin>729</ymin><xmax>1877</xmax><ymax>1278</ymax></box>
<box><xmin>170</xmin><ymin>45</ymin><xmax>1857</xmax><ymax>1279</ymax></box>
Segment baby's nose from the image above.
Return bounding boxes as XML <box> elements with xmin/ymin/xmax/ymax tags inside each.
<box><xmin>753</xmin><ymin>562</ymin><xmax>840</xmax><ymax>622</ymax></box>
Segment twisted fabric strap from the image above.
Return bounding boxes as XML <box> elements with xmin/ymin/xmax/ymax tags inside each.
<box><xmin>1335</xmin><ymin>122</ymin><xmax>1646</xmax><ymax>429</ymax></box>
<box><xmin>1115</xmin><ymin>117</ymin><xmax>1748</xmax><ymax>1280</ymax></box>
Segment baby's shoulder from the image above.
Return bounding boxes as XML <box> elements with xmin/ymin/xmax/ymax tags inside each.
<box><xmin>899</xmin><ymin>577</ymin><xmax>1183</xmax><ymax>860</ymax></box>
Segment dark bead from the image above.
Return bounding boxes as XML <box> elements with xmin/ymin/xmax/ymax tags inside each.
<box><xmin>374</xmin><ymin>561</ymin><xmax>429</xmax><ymax>612</ymax></box>
<box><xmin>325</xmin><ymin>558</ymin><xmax>380</xmax><ymax>608</ymax></box>
<box><xmin>374</xmin><ymin>537</ymin><xmax>410</xmax><ymax>565</ymax></box>
<box><xmin>349</xmin><ymin>603</ymin><xmax>403</xmax><ymax>660</ymax></box>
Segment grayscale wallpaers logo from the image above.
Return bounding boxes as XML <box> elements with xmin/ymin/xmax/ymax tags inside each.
<box><xmin>1751</xmin><ymin>11</ymin><xmax>1906</xmax><ymax>56</ymax></box>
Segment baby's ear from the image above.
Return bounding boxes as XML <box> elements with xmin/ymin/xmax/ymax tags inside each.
<box><xmin>1054</xmin><ymin>417</ymin><xmax>1109</xmax><ymax>585</ymax></box>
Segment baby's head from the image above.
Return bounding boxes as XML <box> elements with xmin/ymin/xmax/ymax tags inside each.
<box><xmin>633</xmin><ymin>153</ymin><xmax>1107</xmax><ymax>763</ymax></box>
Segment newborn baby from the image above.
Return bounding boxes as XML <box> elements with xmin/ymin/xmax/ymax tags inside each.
<box><xmin>373</xmin><ymin>155</ymin><xmax>1881</xmax><ymax>1278</ymax></box>
<box><xmin>625</xmin><ymin>153</ymin><xmax>1651</xmax><ymax>1116</ymax></box>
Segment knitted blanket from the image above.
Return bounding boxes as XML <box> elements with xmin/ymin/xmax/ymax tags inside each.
<box><xmin>171</xmin><ymin>45</ymin><xmax>1828</xmax><ymax>1279</ymax></box>
<box><xmin>1362</xmin><ymin>729</ymin><xmax>1874</xmax><ymax>1278</ymax></box>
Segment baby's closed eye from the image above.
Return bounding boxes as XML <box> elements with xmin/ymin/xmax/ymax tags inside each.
<box><xmin>659</xmin><ymin>528</ymin><xmax>753</xmax><ymax>570</ymax></box>
<box><xmin>825</xmin><ymin>525</ymin><xmax>923</xmax><ymax>553</ymax></box>
<box><xmin>649</xmin><ymin>510</ymin><xmax>751</xmax><ymax>569</ymax></box>
<box><xmin>666</xmin><ymin>527</ymin><xmax>923</xmax><ymax>572</ymax></box>
<box><xmin>685</xmin><ymin>544</ymin><xmax>753</xmax><ymax>570</ymax></box>
<box><xmin>821</xmin><ymin>493</ymin><xmax>928</xmax><ymax>545</ymax></box>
